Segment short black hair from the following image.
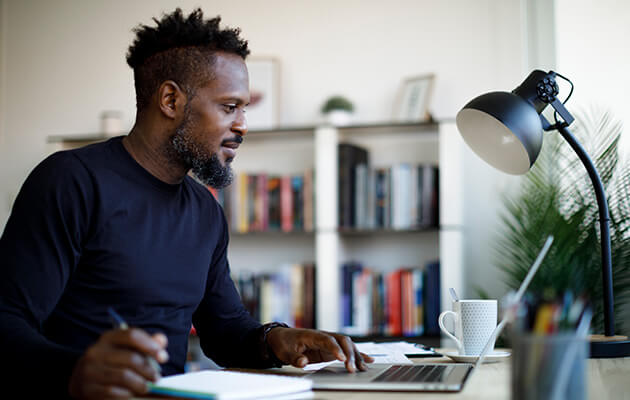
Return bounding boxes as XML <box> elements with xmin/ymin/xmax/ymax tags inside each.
<box><xmin>127</xmin><ymin>8</ymin><xmax>249</xmax><ymax>111</ymax></box>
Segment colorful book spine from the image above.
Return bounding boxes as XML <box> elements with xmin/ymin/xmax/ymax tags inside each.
<box><xmin>280</xmin><ymin>176</ymin><xmax>293</xmax><ymax>232</ymax></box>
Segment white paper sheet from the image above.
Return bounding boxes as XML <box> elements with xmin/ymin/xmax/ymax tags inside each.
<box><xmin>302</xmin><ymin>342</ymin><xmax>419</xmax><ymax>371</ymax></box>
<box><xmin>150</xmin><ymin>370</ymin><xmax>312</xmax><ymax>400</ymax></box>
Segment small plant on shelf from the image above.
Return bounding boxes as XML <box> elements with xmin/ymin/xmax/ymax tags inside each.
<box><xmin>321</xmin><ymin>95</ymin><xmax>354</xmax><ymax>126</ymax></box>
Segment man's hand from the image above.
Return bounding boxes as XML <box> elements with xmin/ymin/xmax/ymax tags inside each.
<box><xmin>68</xmin><ymin>328</ymin><xmax>168</xmax><ymax>399</ymax></box>
<box><xmin>266</xmin><ymin>327</ymin><xmax>374</xmax><ymax>372</ymax></box>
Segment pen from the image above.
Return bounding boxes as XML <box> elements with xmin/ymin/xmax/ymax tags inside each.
<box><xmin>107</xmin><ymin>307</ymin><xmax>162</xmax><ymax>374</ymax></box>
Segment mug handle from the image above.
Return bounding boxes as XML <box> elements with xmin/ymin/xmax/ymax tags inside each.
<box><xmin>438</xmin><ymin>310</ymin><xmax>463</xmax><ymax>352</ymax></box>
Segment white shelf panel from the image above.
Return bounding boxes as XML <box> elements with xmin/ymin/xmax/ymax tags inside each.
<box><xmin>338</xmin><ymin>231</ymin><xmax>439</xmax><ymax>271</ymax></box>
<box><xmin>230</xmin><ymin>134</ymin><xmax>314</xmax><ymax>175</ymax></box>
<box><xmin>340</xmin><ymin>130</ymin><xmax>439</xmax><ymax>167</ymax></box>
<box><xmin>227</xmin><ymin>234</ymin><xmax>315</xmax><ymax>272</ymax></box>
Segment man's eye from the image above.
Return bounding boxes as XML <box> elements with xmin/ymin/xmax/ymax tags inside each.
<box><xmin>223</xmin><ymin>104</ymin><xmax>237</xmax><ymax>113</ymax></box>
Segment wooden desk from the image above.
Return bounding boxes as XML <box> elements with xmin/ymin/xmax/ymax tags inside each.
<box><xmin>283</xmin><ymin>350</ymin><xmax>630</xmax><ymax>399</ymax></box>
<box><xmin>138</xmin><ymin>351</ymin><xmax>630</xmax><ymax>399</ymax></box>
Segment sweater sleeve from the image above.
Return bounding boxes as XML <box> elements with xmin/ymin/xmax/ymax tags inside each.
<box><xmin>191</xmin><ymin>206</ymin><xmax>273</xmax><ymax>368</ymax></box>
<box><xmin>0</xmin><ymin>152</ymin><xmax>93</xmax><ymax>396</ymax></box>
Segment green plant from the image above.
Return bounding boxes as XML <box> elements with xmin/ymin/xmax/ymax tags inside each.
<box><xmin>493</xmin><ymin>108</ymin><xmax>630</xmax><ymax>334</ymax></box>
<box><xmin>321</xmin><ymin>96</ymin><xmax>354</xmax><ymax>114</ymax></box>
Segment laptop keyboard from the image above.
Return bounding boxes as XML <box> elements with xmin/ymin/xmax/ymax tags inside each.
<box><xmin>373</xmin><ymin>365</ymin><xmax>448</xmax><ymax>383</ymax></box>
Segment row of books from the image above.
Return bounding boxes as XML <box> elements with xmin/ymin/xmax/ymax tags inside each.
<box><xmin>212</xmin><ymin>171</ymin><xmax>315</xmax><ymax>233</ymax></box>
<box><xmin>341</xmin><ymin>261</ymin><xmax>440</xmax><ymax>337</ymax></box>
<box><xmin>339</xmin><ymin>143</ymin><xmax>439</xmax><ymax>230</ymax></box>
<box><xmin>233</xmin><ymin>263</ymin><xmax>316</xmax><ymax>329</ymax></box>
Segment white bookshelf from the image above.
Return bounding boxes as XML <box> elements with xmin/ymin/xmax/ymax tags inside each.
<box><xmin>47</xmin><ymin>121</ymin><xmax>465</xmax><ymax>335</ymax></box>
<box><xmin>229</xmin><ymin>121</ymin><xmax>464</xmax><ymax>332</ymax></box>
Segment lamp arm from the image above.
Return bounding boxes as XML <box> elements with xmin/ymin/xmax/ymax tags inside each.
<box><xmin>556</xmin><ymin>124</ymin><xmax>615</xmax><ymax>337</ymax></box>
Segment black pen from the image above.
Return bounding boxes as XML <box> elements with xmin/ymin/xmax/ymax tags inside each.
<box><xmin>107</xmin><ymin>307</ymin><xmax>162</xmax><ymax>374</ymax></box>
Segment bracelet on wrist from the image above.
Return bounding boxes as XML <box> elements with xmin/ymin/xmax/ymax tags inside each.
<box><xmin>261</xmin><ymin>322</ymin><xmax>288</xmax><ymax>368</ymax></box>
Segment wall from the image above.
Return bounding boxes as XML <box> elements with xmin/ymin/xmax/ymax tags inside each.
<box><xmin>554</xmin><ymin>0</ymin><xmax>630</xmax><ymax>332</ymax></box>
<box><xmin>555</xmin><ymin>0</ymin><xmax>630</xmax><ymax>151</ymax></box>
<box><xmin>0</xmin><ymin>0</ymin><xmax>529</xmax><ymax>299</ymax></box>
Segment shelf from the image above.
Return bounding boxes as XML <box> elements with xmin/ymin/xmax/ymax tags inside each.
<box><xmin>228</xmin><ymin>228</ymin><xmax>438</xmax><ymax>237</ymax></box>
<box><xmin>349</xmin><ymin>334</ymin><xmax>441</xmax><ymax>347</ymax></box>
<box><xmin>229</xmin><ymin>230</ymin><xmax>315</xmax><ymax>237</ymax></box>
<box><xmin>338</xmin><ymin>227</ymin><xmax>439</xmax><ymax>236</ymax></box>
<box><xmin>46</xmin><ymin>121</ymin><xmax>443</xmax><ymax>144</ymax></box>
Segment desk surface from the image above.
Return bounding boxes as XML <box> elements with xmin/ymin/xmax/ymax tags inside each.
<box><xmin>282</xmin><ymin>350</ymin><xmax>630</xmax><ymax>399</ymax></box>
<box><xmin>139</xmin><ymin>350</ymin><xmax>630</xmax><ymax>399</ymax></box>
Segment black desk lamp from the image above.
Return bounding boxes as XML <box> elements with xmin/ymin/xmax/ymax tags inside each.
<box><xmin>455</xmin><ymin>69</ymin><xmax>630</xmax><ymax>358</ymax></box>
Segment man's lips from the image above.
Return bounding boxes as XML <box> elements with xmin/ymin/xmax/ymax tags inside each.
<box><xmin>221</xmin><ymin>141</ymin><xmax>240</xmax><ymax>160</ymax></box>
<box><xmin>222</xmin><ymin>142</ymin><xmax>240</xmax><ymax>149</ymax></box>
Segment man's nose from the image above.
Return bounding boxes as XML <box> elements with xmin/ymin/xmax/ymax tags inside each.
<box><xmin>232</xmin><ymin>110</ymin><xmax>248</xmax><ymax>137</ymax></box>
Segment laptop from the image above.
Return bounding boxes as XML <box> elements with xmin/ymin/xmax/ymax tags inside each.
<box><xmin>307</xmin><ymin>236</ymin><xmax>553</xmax><ymax>392</ymax></box>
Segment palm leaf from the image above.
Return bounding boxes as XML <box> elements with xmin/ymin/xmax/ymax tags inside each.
<box><xmin>492</xmin><ymin>108</ymin><xmax>630</xmax><ymax>334</ymax></box>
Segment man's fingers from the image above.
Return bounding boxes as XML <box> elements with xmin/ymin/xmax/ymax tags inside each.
<box><xmin>152</xmin><ymin>332</ymin><xmax>168</xmax><ymax>348</ymax></box>
<box><xmin>334</xmin><ymin>335</ymin><xmax>357</xmax><ymax>372</ymax></box>
<box><xmin>103</xmin><ymin>349</ymin><xmax>161</xmax><ymax>381</ymax></box>
<box><xmin>313</xmin><ymin>334</ymin><xmax>347</xmax><ymax>362</ymax></box>
<box><xmin>292</xmin><ymin>355</ymin><xmax>309</xmax><ymax>368</ymax></box>
<box><xmin>360</xmin><ymin>352</ymin><xmax>375</xmax><ymax>363</ymax></box>
<box><xmin>103</xmin><ymin>328</ymin><xmax>169</xmax><ymax>362</ymax></box>
<box><xmin>354</xmin><ymin>349</ymin><xmax>369</xmax><ymax>371</ymax></box>
<box><xmin>97</xmin><ymin>364</ymin><xmax>150</xmax><ymax>395</ymax></box>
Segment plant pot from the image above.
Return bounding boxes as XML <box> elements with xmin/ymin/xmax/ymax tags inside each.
<box><xmin>325</xmin><ymin>110</ymin><xmax>353</xmax><ymax>126</ymax></box>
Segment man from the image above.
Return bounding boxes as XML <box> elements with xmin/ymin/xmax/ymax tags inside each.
<box><xmin>0</xmin><ymin>8</ymin><xmax>372</xmax><ymax>399</ymax></box>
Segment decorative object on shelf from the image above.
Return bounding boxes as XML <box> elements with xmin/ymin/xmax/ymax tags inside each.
<box><xmin>245</xmin><ymin>57</ymin><xmax>280</xmax><ymax>130</ymax></box>
<box><xmin>100</xmin><ymin>110</ymin><xmax>123</xmax><ymax>136</ymax></box>
<box><xmin>392</xmin><ymin>73</ymin><xmax>435</xmax><ymax>123</ymax></box>
<box><xmin>456</xmin><ymin>69</ymin><xmax>630</xmax><ymax>358</ymax></box>
<box><xmin>321</xmin><ymin>95</ymin><xmax>355</xmax><ymax>126</ymax></box>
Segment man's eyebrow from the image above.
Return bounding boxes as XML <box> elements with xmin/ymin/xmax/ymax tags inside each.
<box><xmin>218</xmin><ymin>96</ymin><xmax>248</xmax><ymax>104</ymax></box>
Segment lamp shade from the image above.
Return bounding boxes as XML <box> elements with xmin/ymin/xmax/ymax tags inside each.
<box><xmin>456</xmin><ymin>91</ymin><xmax>543</xmax><ymax>175</ymax></box>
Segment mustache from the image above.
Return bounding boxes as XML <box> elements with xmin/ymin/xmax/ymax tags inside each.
<box><xmin>222</xmin><ymin>136</ymin><xmax>243</xmax><ymax>145</ymax></box>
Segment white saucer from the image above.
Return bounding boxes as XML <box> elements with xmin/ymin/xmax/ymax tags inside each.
<box><xmin>443</xmin><ymin>350</ymin><xmax>511</xmax><ymax>363</ymax></box>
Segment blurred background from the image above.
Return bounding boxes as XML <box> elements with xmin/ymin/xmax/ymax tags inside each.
<box><xmin>0</xmin><ymin>0</ymin><xmax>628</xmax><ymax>330</ymax></box>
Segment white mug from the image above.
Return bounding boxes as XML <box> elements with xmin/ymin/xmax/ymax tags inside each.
<box><xmin>438</xmin><ymin>299</ymin><xmax>497</xmax><ymax>355</ymax></box>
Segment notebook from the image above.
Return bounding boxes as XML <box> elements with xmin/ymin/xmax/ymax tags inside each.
<box><xmin>148</xmin><ymin>370</ymin><xmax>313</xmax><ymax>399</ymax></box>
<box><xmin>307</xmin><ymin>235</ymin><xmax>553</xmax><ymax>392</ymax></box>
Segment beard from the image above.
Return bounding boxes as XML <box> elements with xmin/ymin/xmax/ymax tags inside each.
<box><xmin>169</xmin><ymin>110</ymin><xmax>234</xmax><ymax>189</ymax></box>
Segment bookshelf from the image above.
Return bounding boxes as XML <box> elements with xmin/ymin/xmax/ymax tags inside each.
<box><xmin>47</xmin><ymin>120</ymin><xmax>464</xmax><ymax>342</ymax></box>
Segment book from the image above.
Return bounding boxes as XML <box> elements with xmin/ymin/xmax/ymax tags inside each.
<box><xmin>374</xmin><ymin>168</ymin><xmax>390</xmax><ymax>229</ymax></box>
<box><xmin>354</xmin><ymin>163</ymin><xmax>369</xmax><ymax>229</ymax></box>
<box><xmin>291</xmin><ymin>175</ymin><xmax>304</xmax><ymax>231</ymax></box>
<box><xmin>420</xmin><ymin>165</ymin><xmax>439</xmax><ymax>227</ymax></box>
<box><xmin>423</xmin><ymin>260</ymin><xmax>441</xmax><ymax>335</ymax></box>
<box><xmin>338</xmin><ymin>143</ymin><xmax>368</xmax><ymax>228</ymax></box>
<box><xmin>148</xmin><ymin>370</ymin><xmax>313</xmax><ymax>399</ymax></box>
<box><xmin>386</xmin><ymin>269</ymin><xmax>402</xmax><ymax>336</ymax></box>
<box><xmin>280</xmin><ymin>176</ymin><xmax>293</xmax><ymax>232</ymax></box>
<box><xmin>391</xmin><ymin>163</ymin><xmax>412</xmax><ymax>230</ymax></box>
<box><xmin>303</xmin><ymin>169</ymin><xmax>314</xmax><ymax>232</ymax></box>
<box><xmin>268</xmin><ymin>176</ymin><xmax>281</xmax><ymax>230</ymax></box>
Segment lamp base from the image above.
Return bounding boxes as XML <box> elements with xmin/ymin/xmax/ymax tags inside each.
<box><xmin>589</xmin><ymin>334</ymin><xmax>630</xmax><ymax>358</ymax></box>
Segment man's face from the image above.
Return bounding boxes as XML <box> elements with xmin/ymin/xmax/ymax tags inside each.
<box><xmin>170</xmin><ymin>52</ymin><xmax>249</xmax><ymax>188</ymax></box>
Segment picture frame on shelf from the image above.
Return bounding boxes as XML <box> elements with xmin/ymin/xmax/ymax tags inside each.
<box><xmin>392</xmin><ymin>73</ymin><xmax>435</xmax><ymax>123</ymax></box>
<box><xmin>245</xmin><ymin>57</ymin><xmax>280</xmax><ymax>130</ymax></box>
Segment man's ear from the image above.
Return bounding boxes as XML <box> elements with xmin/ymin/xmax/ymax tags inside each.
<box><xmin>157</xmin><ymin>80</ymin><xmax>186</xmax><ymax>119</ymax></box>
